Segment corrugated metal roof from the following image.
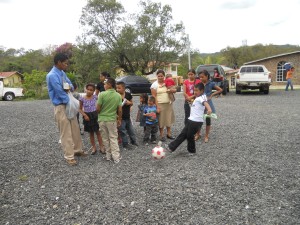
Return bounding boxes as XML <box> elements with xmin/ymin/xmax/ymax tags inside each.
<box><xmin>0</xmin><ymin>71</ymin><xmax>22</xmax><ymax>78</ymax></box>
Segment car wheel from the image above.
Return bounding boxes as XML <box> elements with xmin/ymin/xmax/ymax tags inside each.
<box><xmin>222</xmin><ymin>88</ymin><xmax>227</xmax><ymax>95</ymax></box>
<box><xmin>125</xmin><ymin>87</ymin><xmax>131</xmax><ymax>94</ymax></box>
<box><xmin>222</xmin><ymin>83</ymin><xmax>227</xmax><ymax>95</ymax></box>
<box><xmin>236</xmin><ymin>88</ymin><xmax>241</xmax><ymax>94</ymax></box>
<box><xmin>263</xmin><ymin>88</ymin><xmax>269</xmax><ymax>94</ymax></box>
<box><xmin>4</xmin><ymin>93</ymin><xmax>14</xmax><ymax>101</ymax></box>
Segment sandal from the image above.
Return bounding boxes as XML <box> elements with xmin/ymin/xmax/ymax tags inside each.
<box><xmin>90</xmin><ymin>146</ymin><xmax>97</xmax><ymax>155</ymax></box>
<box><xmin>194</xmin><ymin>134</ymin><xmax>201</xmax><ymax>141</ymax></box>
<box><xmin>99</xmin><ymin>146</ymin><xmax>106</xmax><ymax>154</ymax></box>
<box><xmin>204</xmin><ymin>137</ymin><xmax>209</xmax><ymax>143</ymax></box>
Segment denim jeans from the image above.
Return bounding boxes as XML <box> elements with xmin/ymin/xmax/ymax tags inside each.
<box><xmin>119</xmin><ymin>118</ymin><xmax>137</xmax><ymax>146</ymax></box>
<box><xmin>144</xmin><ymin>123</ymin><xmax>158</xmax><ymax>142</ymax></box>
<box><xmin>285</xmin><ymin>78</ymin><xmax>294</xmax><ymax>91</ymax></box>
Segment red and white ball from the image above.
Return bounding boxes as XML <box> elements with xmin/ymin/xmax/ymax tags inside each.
<box><xmin>152</xmin><ymin>146</ymin><xmax>166</xmax><ymax>159</ymax></box>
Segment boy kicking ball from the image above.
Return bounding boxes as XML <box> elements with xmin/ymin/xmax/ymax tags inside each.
<box><xmin>166</xmin><ymin>83</ymin><xmax>212</xmax><ymax>155</ymax></box>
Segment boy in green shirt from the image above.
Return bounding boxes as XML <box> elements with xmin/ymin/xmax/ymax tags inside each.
<box><xmin>97</xmin><ymin>78</ymin><xmax>122</xmax><ymax>163</ymax></box>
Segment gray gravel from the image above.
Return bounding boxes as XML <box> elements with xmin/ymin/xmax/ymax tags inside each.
<box><xmin>1</xmin><ymin>90</ymin><xmax>300</xmax><ymax>225</ymax></box>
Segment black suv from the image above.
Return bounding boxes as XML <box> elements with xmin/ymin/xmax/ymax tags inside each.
<box><xmin>116</xmin><ymin>75</ymin><xmax>152</xmax><ymax>94</ymax></box>
<box><xmin>195</xmin><ymin>64</ymin><xmax>229</xmax><ymax>95</ymax></box>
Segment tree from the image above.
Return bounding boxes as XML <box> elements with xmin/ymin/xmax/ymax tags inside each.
<box><xmin>23</xmin><ymin>70</ymin><xmax>47</xmax><ymax>98</ymax></box>
<box><xmin>72</xmin><ymin>41</ymin><xmax>104</xmax><ymax>86</ymax></box>
<box><xmin>177</xmin><ymin>51</ymin><xmax>226</xmax><ymax>78</ymax></box>
<box><xmin>79</xmin><ymin>0</ymin><xmax>185</xmax><ymax>74</ymax></box>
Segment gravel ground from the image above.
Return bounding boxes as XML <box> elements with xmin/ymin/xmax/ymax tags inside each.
<box><xmin>1</xmin><ymin>90</ymin><xmax>300</xmax><ymax>225</ymax></box>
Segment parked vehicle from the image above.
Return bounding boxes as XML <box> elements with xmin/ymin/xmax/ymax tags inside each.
<box><xmin>235</xmin><ymin>65</ymin><xmax>271</xmax><ymax>94</ymax></box>
<box><xmin>195</xmin><ymin>64</ymin><xmax>229</xmax><ymax>95</ymax></box>
<box><xmin>116</xmin><ymin>75</ymin><xmax>152</xmax><ymax>94</ymax></box>
<box><xmin>0</xmin><ymin>81</ymin><xmax>24</xmax><ymax>101</ymax></box>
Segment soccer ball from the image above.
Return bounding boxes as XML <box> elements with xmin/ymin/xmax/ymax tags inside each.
<box><xmin>152</xmin><ymin>146</ymin><xmax>166</xmax><ymax>159</ymax></box>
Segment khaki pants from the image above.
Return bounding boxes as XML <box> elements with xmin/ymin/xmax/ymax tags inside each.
<box><xmin>99</xmin><ymin>121</ymin><xmax>120</xmax><ymax>161</ymax></box>
<box><xmin>54</xmin><ymin>105</ymin><xmax>83</xmax><ymax>160</ymax></box>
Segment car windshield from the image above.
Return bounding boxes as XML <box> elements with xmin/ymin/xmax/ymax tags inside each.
<box><xmin>197</xmin><ymin>65</ymin><xmax>217</xmax><ymax>78</ymax></box>
<box><xmin>240</xmin><ymin>66</ymin><xmax>264</xmax><ymax>73</ymax></box>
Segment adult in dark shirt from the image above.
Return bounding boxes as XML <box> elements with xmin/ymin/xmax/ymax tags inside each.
<box><xmin>95</xmin><ymin>71</ymin><xmax>110</xmax><ymax>96</ymax></box>
<box><xmin>116</xmin><ymin>81</ymin><xmax>138</xmax><ymax>149</ymax></box>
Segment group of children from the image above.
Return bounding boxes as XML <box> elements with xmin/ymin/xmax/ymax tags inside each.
<box><xmin>76</xmin><ymin>68</ymin><xmax>221</xmax><ymax>161</ymax></box>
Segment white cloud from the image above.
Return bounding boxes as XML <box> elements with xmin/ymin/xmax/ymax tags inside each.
<box><xmin>0</xmin><ymin>0</ymin><xmax>299</xmax><ymax>53</ymax></box>
<box><xmin>0</xmin><ymin>0</ymin><xmax>86</xmax><ymax>50</ymax></box>
<box><xmin>220</xmin><ymin>0</ymin><xmax>256</xmax><ymax>9</ymax></box>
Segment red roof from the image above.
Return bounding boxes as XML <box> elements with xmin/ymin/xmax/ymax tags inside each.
<box><xmin>0</xmin><ymin>71</ymin><xmax>23</xmax><ymax>78</ymax></box>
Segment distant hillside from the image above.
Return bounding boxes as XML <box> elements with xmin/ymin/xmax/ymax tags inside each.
<box><xmin>200</xmin><ymin>44</ymin><xmax>300</xmax><ymax>68</ymax></box>
<box><xmin>200</xmin><ymin>44</ymin><xmax>300</xmax><ymax>56</ymax></box>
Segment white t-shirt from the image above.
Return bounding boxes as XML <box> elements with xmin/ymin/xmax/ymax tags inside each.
<box><xmin>188</xmin><ymin>94</ymin><xmax>207</xmax><ymax>122</ymax></box>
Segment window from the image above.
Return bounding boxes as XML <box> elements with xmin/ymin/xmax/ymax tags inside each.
<box><xmin>246</xmin><ymin>67</ymin><xmax>252</xmax><ymax>73</ymax></box>
<box><xmin>258</xmin><ymin>67</ymin><xmax>264</xmax><ymax>72</ymax></box>
<box><xmin>276</xmin><ymin>61</ymin><xmax>287</xmax><ymax>82</ymax></box>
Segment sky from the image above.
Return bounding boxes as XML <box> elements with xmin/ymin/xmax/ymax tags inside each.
<box><xmin>0</xmin><ymin>0</ymin><xmax>299</xmax><ymax>53</ymax></box>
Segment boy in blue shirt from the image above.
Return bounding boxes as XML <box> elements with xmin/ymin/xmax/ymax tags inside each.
<box><xmin>143</xmin><ymin>96</ymin><xmax>158</xmax><ymax>145</ymax></box>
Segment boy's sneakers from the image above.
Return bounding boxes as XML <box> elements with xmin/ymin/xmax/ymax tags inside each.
<box><xmin>66</xmin><ymin>159</ymin><xmax>77</xmax><ymax>166</ymax></box>
<box><xmin>151</xmin><ymin>140</ymin><xmax>157</xmax><ymax>144</ymax></box>
<box><xmin>165</xmin><ymin>144</ymin><xmax>173</xmax><ymax>153</ymax></box>
<box><xmin>74</xmin><ymin>151</ymin><xmax>88</xmax><ymax>157</ymax></box>
<box><xmin>123</xmin><ymin>144</ymin><xmax>132</xmax><ymax>150</ymax></box>
<box><xmin>114</xmin><ymin>156</ymin><xmax>122</xmax><ymax>164</ymax></box>
<box><xmin>159</xmin><ymin>137</ymin><xmax>166</xmax><ymax>142</ymax></box>
<box><xmin>131</xmin><ymin>142</ymin><xmax>139</xmax><ymax>147</ymax></box>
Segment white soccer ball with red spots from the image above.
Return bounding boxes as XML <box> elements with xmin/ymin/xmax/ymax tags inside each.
<box><xmin>151</xmin><ymin>146</ymin><xmax>166</xmax><ymax>159</ymax></box>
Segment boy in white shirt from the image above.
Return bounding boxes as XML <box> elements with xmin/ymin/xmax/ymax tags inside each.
<box><xmin>166</xmin><ymin>83</ymin><xmax>212</xmax><ymax>154</ymax></box>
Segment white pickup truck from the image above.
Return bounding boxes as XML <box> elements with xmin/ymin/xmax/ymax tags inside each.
<box><xmin>0</xmin><ymin>81</ymin><xmax>24</xmax><ymax>101</ymax></box>
<box><xmin>235</xmin><ymin>65</ymin><xmax>271</xmax><ymax>94</ymax></box>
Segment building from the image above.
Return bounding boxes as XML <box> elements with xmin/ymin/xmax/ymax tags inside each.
<box><xmin>0</xmin><ymin>71</ymin><xmax>23</xmax><ymax>87</ymax></box>
<box><xmin>222</xmin><ymin>66</ymin><xmax>238</xmax><ymax>88</ymax></box>
<box><xmin>244</xmin><ymin>51</ymin><xmax>300</xmax><ymax>86</ymax></box>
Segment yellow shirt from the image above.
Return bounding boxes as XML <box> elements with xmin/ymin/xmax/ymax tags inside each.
<box><xmin>151</xmin><ymin>81</ymin><xmax>170</xmax><ymax>103</ymax></box>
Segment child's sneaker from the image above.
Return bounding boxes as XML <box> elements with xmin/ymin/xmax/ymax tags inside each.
<box><xmin>132</xmin><ymin>142</ymin><xmax>139</xmax><ymax>147</ymax></box>
<box><xmin>164</xmin><ymin>144</ymin><xmax>173</xmax><ymax>153</ymax></box>
<box><xmin>114</xmin><ymin>156</ymin><xmax>122</xmax><ymax>164</ymax></box>
<box><xmin>66</xmin><ymin>159</ymin><xmax>77</xmax><ymax>166</ymax></box>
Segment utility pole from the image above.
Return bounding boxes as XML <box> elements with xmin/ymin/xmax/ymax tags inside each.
<box><xmin>187</xmin><ymin>34</ymin><xmax>191</xmax><ymax>69</ymax></box>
